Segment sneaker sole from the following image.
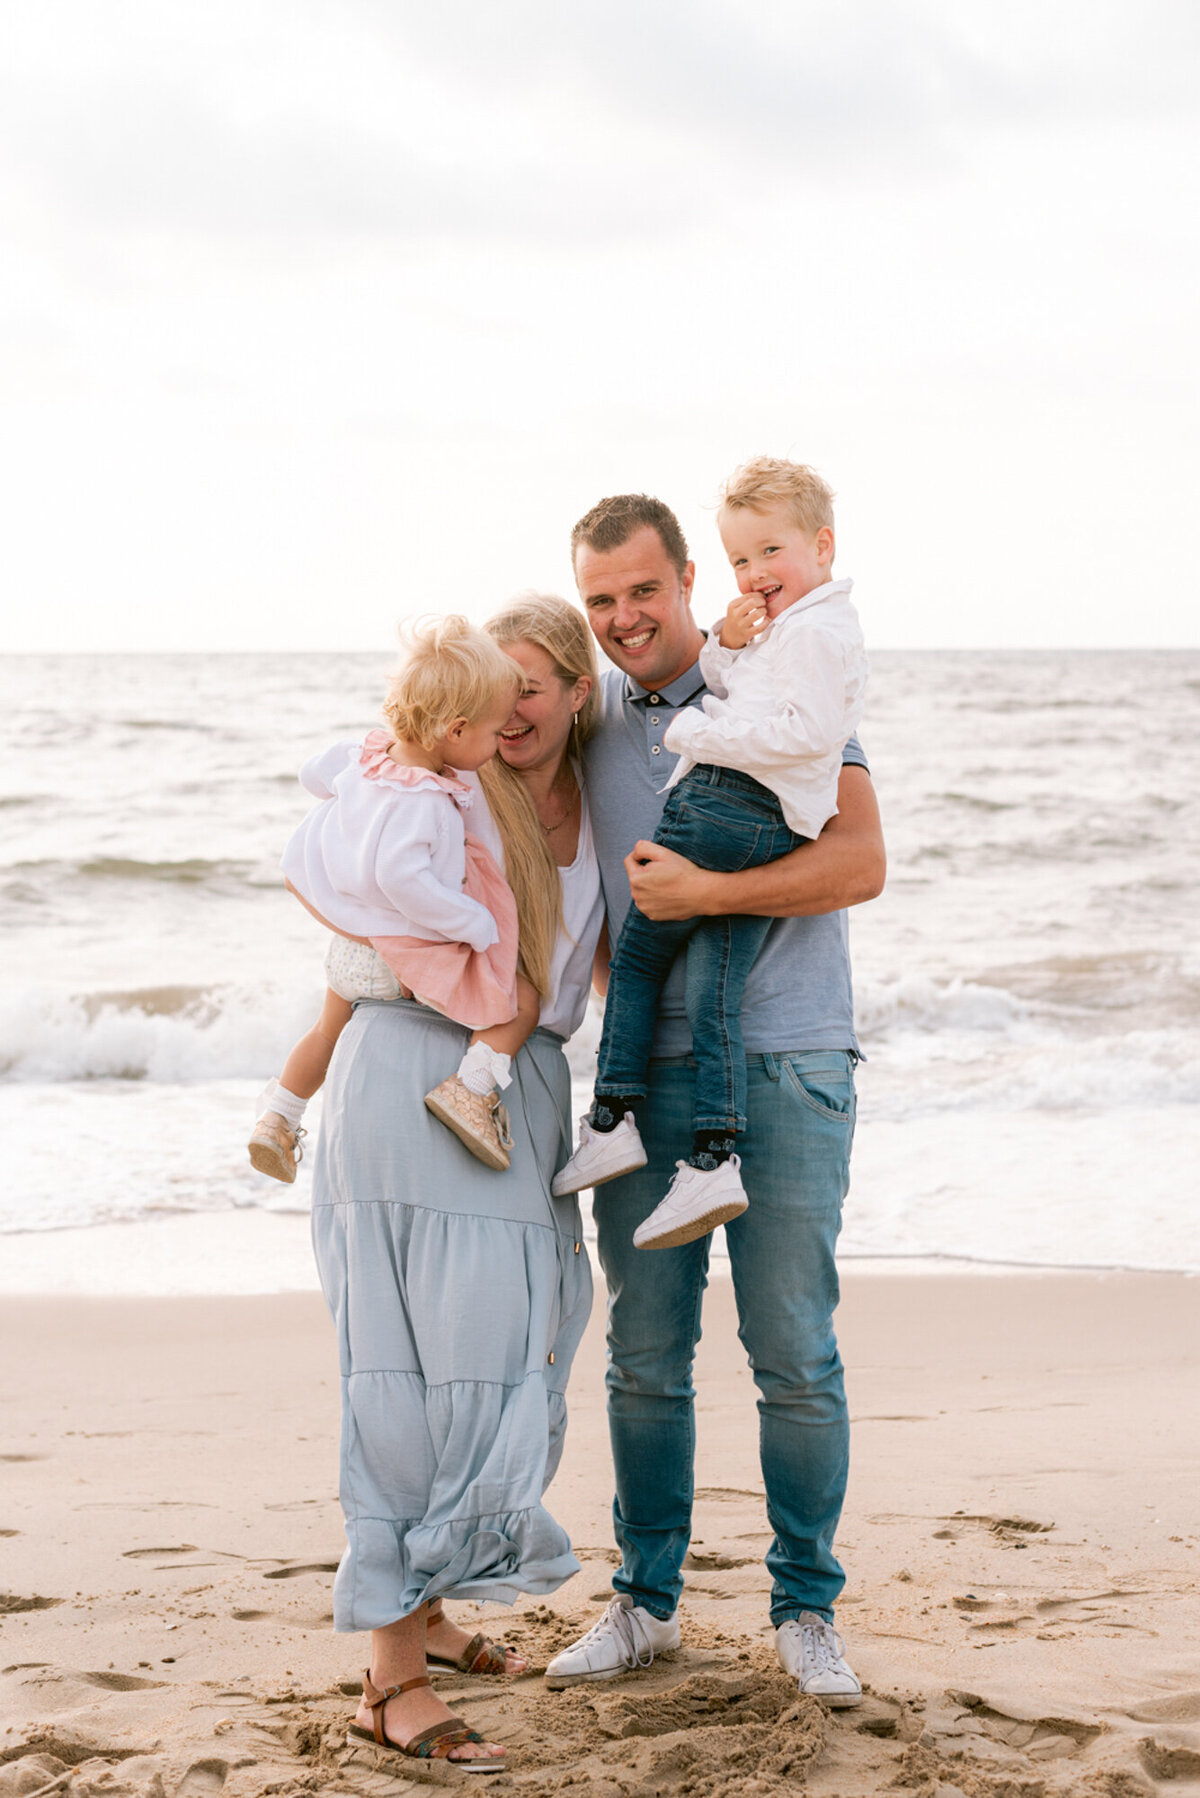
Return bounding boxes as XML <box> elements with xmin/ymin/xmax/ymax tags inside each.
<box><xmin>248</xmin><ymin>1141</ymin><xmax>297</xmax><ymax>1183</ymax></box>
<box><xmin>543</xmin><ymin>1647</ymin><xmax>678</xmax><ymax>1689</ymax></box>
<box><xmin>551</xmin><ymin>1149</ymin><xmax>648</xmax><ymax>1199</ymax></box>
<box><xmin>803</xmin><ymin>1687</ymin><xmax>862</xmax><ymax>1708</ymax></box>
<box><xmin>634</xmin><ymin>1196</ymin><xmax>749</xmax><ymax>1250</ymax></box>
<box><xmin>424</xmin><ymin>1092</ymin><xmax>510</xmax><ymax>1171</ymax></box>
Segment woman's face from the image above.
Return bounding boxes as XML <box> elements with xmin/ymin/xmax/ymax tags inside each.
<box><xmin>497</xmin><ymin>641</ymin><xmax>589</xmax><ymax>774</ymax></box>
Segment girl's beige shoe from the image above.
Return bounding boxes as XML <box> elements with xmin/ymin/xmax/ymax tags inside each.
<box><xmin>248</xmin><ymin>1117</ymin><xmax>305</xmax><ymax>1184</ymax></box>
<box><xmin>424</xmin><ymin>1077</ymin><xmax>512</xmax><ymax>1171</ymax></box>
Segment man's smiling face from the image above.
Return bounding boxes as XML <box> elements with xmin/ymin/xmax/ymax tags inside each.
<box><xmin>574</xmin><ymin>525</ymin><xmax>703</xmax><ymax>691</ymax></box>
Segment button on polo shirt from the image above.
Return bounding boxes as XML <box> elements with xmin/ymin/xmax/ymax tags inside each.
<box><xmin>624</xmin><ymin>670</ymin><xmax>707</xmax><ymax>767</ymax></box>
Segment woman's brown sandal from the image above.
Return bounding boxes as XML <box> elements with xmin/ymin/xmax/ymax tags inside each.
<box><xmin>425</xmin><ymin>1600</ymin><xmax>521</xmax><ymax>1676</ymax></box>
<box><xmin>346</xmin><ymin>1671</ymin><xmax>505</xmax><ymax>1773</ymax></box>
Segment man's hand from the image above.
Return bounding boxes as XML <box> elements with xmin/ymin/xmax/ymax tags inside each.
<box><xmin>625</xmin><ymin>840</ymin><xmax>709</xmax><ymax>920</ymax></box>
<box><xmin>719</xmin><ymin>590</ymin><xmax>771</xmax><ymax>651</ymax></box>
<box><xmin>625</xmin><ymin>765</ymin><xmax>885</xmax><ymax>922</ymax></box>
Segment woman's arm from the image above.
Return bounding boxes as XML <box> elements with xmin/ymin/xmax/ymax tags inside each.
<box><xmin>624</xmin><ymin>763</ymin><xmax>885</xmax><ymax>922</ymax></box>
<box><xmin>592</xmin><ymin>919</ymin><xmax>611</xmax><ymax>998</ymax></box>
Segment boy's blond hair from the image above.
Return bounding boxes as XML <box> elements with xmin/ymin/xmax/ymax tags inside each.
<box><xmin>719</xmin><ymin>456</ymin><xmax>835</xmax><ymax>539</ymax></box>
<box><xmin>383</xmin><ymin>614</ymin><xmax>520</xmax><ymax>750</ymax></box>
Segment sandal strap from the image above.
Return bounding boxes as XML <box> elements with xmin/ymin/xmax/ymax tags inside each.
<box><xmin>458</xmin><ymin>1632</ymin><xmax>512</xmax><ymax>1674</ymax></box>
<box><xmin>361</xmin><ymin>1669</ymin><xmax>431</xmax><ymax>1721</ymax></box>
<box><xmin>406</xmin><ymin>1718</ymin><xmax>479</xmax><ymax>1756</ymax></box>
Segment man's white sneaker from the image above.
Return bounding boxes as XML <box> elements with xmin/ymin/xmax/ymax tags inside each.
<box><xmin>632</xmin><ymin>1155</ymin><xmax>749</xmax><ymax>1250</ymax></box>
<box><xmin>775</xmin><ymin>1614</ymin><xmax>862</xmax><ymax>1708</ymax></box>
<box><xmin>543</xmin><ymin>1595</ymin><xmax>679</xmax><ymax>1688</ymax></box>
<box><xmin>551</xmin><ymin>1112</ymin><xmax>647</xmax><ymax>1198</ymax></box>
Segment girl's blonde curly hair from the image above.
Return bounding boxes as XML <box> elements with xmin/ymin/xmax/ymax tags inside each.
<box><xmin>382</xmin><ymin>614</ymin><xmax>521</xmax><ymax>749</ymax></box>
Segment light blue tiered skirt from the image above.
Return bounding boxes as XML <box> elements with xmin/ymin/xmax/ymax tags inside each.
<box><xmin>310</xmin><ymin>997</ymin><xmax>593</xmax><ymax>1632</ymax></box>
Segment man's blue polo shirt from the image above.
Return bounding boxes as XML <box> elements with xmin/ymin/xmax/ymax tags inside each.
<box><xmin>583</xmin><ymin>658</ymin><xmax>867</xmax><ymax>1060</ymax></box>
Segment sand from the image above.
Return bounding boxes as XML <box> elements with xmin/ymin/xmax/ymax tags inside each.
<box><xmin>2</xmin><ymin>1266</ymin><xmax>1198</xmax><ymax>1796</ymax></box>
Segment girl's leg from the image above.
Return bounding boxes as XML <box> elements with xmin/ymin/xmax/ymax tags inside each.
<box><xmin>250</xmin><ymin>989</ymin><xmax>352</xmax><ymax>1184</ymax></box>
<box><xmin>453</xmin><ymin>973</ymin><xmax>539</xmax><ymax>1095</ymax></box>
<box><xmin>425</xmin><ymin>977</ymin><xmax>540</xmax><ymax>1170</ymax></box>
<box><xmin>351</xmin><ymin>1606</ymin><xmax>507</xmax><ymax>1764</ymax></box>
<box><xmin>276</xmin><ymin>988</ymin><xmax>354</xmax><ymax>1104</ymax></box>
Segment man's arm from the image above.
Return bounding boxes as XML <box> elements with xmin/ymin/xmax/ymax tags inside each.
<box><xmin>624</xmin><ymin>763</ymin><xmax>886</xmax><ymax>921</ymax></box>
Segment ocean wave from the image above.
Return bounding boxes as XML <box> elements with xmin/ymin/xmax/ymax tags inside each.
<box><xmin>0</xmin><ymin>982</ymin><xmax>319</xmax><ymax>1083</ymax></box>
<box><xmin>78</xmin><ymin>856</ymin><xmax>256</xmax><ymax>883</ymax></box>
<box><xmin>856</xmin><ymin>974</ymin><xmax>1029</xmax><ymax>1036</ymax></box>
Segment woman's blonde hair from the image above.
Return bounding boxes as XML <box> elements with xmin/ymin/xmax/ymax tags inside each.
<box><xmin>382</xmin><ymin>614</ymin><xmax>520</xmax><ymax>750</ymax></box>
<box><xmin>475</xmin><ymin>593</ymin><xmax>600</xmax><ymax>1002</ymax></box>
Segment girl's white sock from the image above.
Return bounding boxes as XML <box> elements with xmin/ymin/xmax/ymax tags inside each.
<box><xmin>260</xmin><ymin>1079</ymin><xmax>308</xmax><ymax>1130</ymax></box>
<box><xmin>456</xmin><ymin>1042</ymin><xmax>512</xmax><ymax>1095</ymax></box>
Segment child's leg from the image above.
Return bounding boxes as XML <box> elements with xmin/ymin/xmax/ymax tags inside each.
<box><xmin>452</xmin><ymin>975</ymin><xmax>540</xmax><ymax>1096</ymax></box>
<box><xmin>682</xmin><ymin>914</ymin><xmax>774</xmax><ymax>1167</ymax></box>
<box><xmin>269</xmin><ymin>988</ymin><xmax>354</xmax><ymax>1115</ymax></box>
<box><xmin>589</xmin><ymin>906</ymin><xmax>697</xmax><ymax>1128</ymax></box>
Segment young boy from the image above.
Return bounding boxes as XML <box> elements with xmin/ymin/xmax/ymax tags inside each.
<box><xmin>552</xmin><ymin>456</ymin><xmax>868</xmax><ymax>1250</ymax></box>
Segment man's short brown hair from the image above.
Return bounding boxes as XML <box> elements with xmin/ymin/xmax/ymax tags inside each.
<box><xmin>719</xmin><ymin>456</ymin><xmax>835</xmax><ymax>538</ymax></box>
<box><xmin>570</xmin><ymin>494</ymin><xmax>690</xmax><ymax>578</ymax></box>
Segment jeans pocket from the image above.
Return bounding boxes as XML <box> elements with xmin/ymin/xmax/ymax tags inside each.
<box><xmin>672</xmin><ymin>801</ymin><xmax>764</xmax><ymax>872</ymax></box>
<box><xmin>781</xmin><ymin>1058</ymin><xmax>855</xmax><ymax>1123</ymax></box>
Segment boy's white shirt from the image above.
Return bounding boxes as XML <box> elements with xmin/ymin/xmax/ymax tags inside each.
<box><xmin>662</xmin><ymin>577</ymin><xmax>867</xmax><ymax>839</ymax></box>
<box><xmin>280</xmin><ymin>739</ymin><xmax>500</xmax><ymax>950</ymax></box>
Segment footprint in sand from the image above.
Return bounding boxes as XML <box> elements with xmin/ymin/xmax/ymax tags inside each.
<box><xmin>122</xmin><ymin>1546</ymin><xmax>199</xmax><ymax>1560</ymax></box>
<box><xmin>683</xmin><ymin>1551</ymin><xmax>755</xmax><ymax>1570</ymax></box>
<box><xmin>78</xmin><ymin>1671</ymin><xmax>168</xmax><ymax>1691</ymax></box>
<box><xmin>1127</xmin><ymin>1692</ymin><xmax>1200</xmax><ymax>1724</ymax></box>
<box><xmin>261</xmin><ymin>1562</ymin><xmax>339</xmax><ymax>1580</ymax></box>
<box><xmin>693</xmin><ymin>1487</ymin><xmax>762</xmax><ymax>1502</ymax></box>
<box><xmin>0</xmin><ymin>1596</ymin><xmax>63</xmax><ymax>1614</ymax></box>
<box><xmin>174</xmin><ymin>1761</ymin><xmax>228</xmax><ymax>1798</ymax></box>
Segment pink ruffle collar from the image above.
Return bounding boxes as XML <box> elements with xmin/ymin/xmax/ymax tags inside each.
<box><xmin>359</xmin><ymin>729</ymin><xmax>472</xmax><ymax>802</ymax></box>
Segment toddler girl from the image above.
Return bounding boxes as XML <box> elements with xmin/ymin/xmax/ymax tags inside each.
<box><xmin>248</xmin><ymin>615</ymin><xmax>540</xmax><ymax>1183</ymax></box>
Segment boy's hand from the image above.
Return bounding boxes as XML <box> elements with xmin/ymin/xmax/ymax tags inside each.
<box><xmin>719</xmin><ymin>590</ymin><xmax>770</xmax><ymax>650</ymax></box>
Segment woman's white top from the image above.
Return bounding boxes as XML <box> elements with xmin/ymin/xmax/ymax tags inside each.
<box><xmin>460</xmin><ymin>768</ymin><xmax>604</xmax><ymax>1042</ymax></box>
<box><xmin>281</xmin><ymin>739</ymin><xmax>500</xmax><ymax>951</ymax></box>
<box><xmin>662</xmin><ymin>578</ymin><xmax>868</xmax><ymax>839</ymax></box>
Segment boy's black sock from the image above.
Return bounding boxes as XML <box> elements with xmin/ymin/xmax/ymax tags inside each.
<box><xmin>589</xmin><ymin>1097</ymin><xmax>638</xmax><ymax>1134</ymax></box>
<box><xmin>687</xmin><ymin>1131</ymin><xmax>737</xmax><ymax>1171</ymax></box>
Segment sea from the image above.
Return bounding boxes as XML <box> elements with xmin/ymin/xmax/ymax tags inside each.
<box><xmin>2</xmin><ymin>649</ymin><xmax>1197</xmax><ymax>1290</ymax></box>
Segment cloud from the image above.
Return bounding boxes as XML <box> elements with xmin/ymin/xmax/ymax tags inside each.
<box><xmin>3</xmin><ymin>0</ymin><xmax>1196</xmax><ymax>252</ymax></box>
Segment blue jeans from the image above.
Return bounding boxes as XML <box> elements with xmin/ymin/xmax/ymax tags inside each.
<box><xmin>595</xmin><ymin>1049</ymin><xmax>854</xmax><ymax>1625</ymax></box>
<box><xmin>595</xmin><ymin>766</ymin><xmax>805</xmax><ymax>1133</ymax></box>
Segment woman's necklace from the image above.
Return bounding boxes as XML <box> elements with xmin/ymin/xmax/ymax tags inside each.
<box><xmin>540</xmin><ymin>777</ymin><xmax>580</xmax><ymax>835</ymax></box>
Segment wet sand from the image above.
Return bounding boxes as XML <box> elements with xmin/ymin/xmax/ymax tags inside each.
<box><xmin>3</xmin><ymin>1269</ymin><xmax>1198</xmax><ymax>1795</ymax></box>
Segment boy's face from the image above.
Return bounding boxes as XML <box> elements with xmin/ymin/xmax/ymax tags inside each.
<box><xmin>718</xmin><ymin>505</ymin><xmax>834</xmax><ymax>621</ymax></box>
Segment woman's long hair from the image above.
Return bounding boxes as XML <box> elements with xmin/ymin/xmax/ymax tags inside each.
<box><xmin>479</xmin><ymin>593</ymin><xmax>599</xmax><ymax>1000</ymax></box>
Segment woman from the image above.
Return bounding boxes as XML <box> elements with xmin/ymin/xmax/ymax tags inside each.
<box><xmin>312</xmin><ymin>593</ymin><xmax>603</xmax><ymax>1771</ymax></box>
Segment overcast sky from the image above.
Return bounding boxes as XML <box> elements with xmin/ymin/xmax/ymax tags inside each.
<box><xmin>2</xmin><ymin>0</ymin><xmax>1197</xmax><ymax>651</ymax></box>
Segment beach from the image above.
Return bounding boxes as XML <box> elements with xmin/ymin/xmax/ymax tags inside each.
<box><xmin>4</xmin><ymin>1253</ymin><xmax>1198</xmax><ymax>1796</ymax></box>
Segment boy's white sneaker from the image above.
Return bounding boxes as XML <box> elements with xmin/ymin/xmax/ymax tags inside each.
<box><xmin>775</xmin><ymin>1614</ymin><xmax>862</xmax><ymax>1708</ymax></box>
<box><xmin>551</xmin><ymin>1112</ymin><xmax>647</xmax><ymax>1197</ymax></box>
<box><xmin>543</xmin><ymin>1595</ymin><xmax>679</xmax><ymax>1688</ymax></box>
<box><xmin>633</xmin><ymin>1155</ymin><xmax>748</xmax><ymax>1250</ymax></box>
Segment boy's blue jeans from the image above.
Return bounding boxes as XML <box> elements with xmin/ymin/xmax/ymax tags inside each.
<box><xmin>595</xmin><ymin>1048</ymin><xmax>855</xmax><ymax>1624</ymax></box>
<box><xmin>595</xmin><ymin>765</ymin><xmax>805</xmax><ymax>1133</ymax></box>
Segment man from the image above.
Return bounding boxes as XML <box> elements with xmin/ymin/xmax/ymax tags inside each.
<box><xmin>544</xmin><ymin>493</ymin><xmax>885</xmax><ymax>1704</ymax></box>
